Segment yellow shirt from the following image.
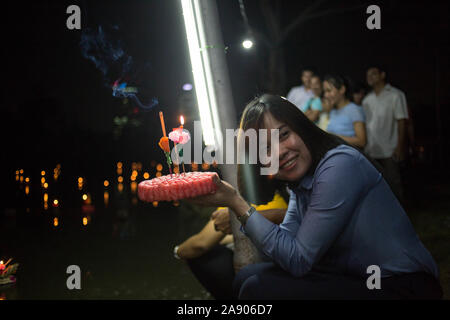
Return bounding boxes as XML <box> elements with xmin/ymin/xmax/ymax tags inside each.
<box><xmin>217</xmin><ymin>192</ymin><xmax>288</xmax><ymax>211</ymax></box>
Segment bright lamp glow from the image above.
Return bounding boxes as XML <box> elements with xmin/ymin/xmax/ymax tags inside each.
<box><xmin>181</xmin><ymin>0</ymin><xmax>223</xmax><ymax>148</ymax></box>
<box><xmin>182</xmin><ymin>83</ymin><xmax>193</xmax><ymax>91</ymax></box>
<box><xmin>242</xmin><ymin>39</ymin><xmax>253</xmax><ymax>49</ymax></box>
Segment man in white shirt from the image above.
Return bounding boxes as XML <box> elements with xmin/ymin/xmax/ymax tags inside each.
<box><xmin>363</xmin><ymin>65</ymin><xmax>408</xmax><ymax>203</ymax></box>
<box><xmin>286</xmin><ymin>67</ymin><xmax>315</xmax><ymax>110</ymax></box>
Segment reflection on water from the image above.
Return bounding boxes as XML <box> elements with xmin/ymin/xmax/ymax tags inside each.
<box><xmin>1</xmin><ymin>162</ymin><xmax>217</xmax><ymax>299</ymax></box>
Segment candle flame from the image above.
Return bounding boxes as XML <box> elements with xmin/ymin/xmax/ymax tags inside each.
<box><xmin>180</xmin><ymin>115</ymin><xmax>184</xmax><ymax>126</ymax></box>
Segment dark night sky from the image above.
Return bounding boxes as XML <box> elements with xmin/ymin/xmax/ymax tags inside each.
<box><xmin>1</xmin><ymin>0</ymin><xmax>449</xmax><ymax>170</ymax></box>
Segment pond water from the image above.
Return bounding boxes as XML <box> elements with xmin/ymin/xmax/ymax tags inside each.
<box><xmin>1</xmin><ymin>163</ymin><xmax>216</xmax><ymax>299</ymax></box>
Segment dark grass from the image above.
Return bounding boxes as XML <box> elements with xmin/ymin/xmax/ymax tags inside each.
<box><xmin>405</xmin><ymin>184</ymin><xmax>450</xmax><ymax>300</ymax></box>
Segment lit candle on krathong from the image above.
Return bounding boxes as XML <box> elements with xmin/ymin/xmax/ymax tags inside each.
<box><xmin>158</xmin><ymin>111</ymin><xmax>173</xmax><ymax>174</ymax></box>
<box><xmin>168</xmin><ymin>115</ymin><xmax>190</xmax><ymax>174</ymax></box>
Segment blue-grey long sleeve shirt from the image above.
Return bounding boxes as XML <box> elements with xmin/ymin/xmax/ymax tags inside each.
<box><xmin>243</xmin><ymin>145</ymin><xmax>439</xmax><ymax>279</ymax></box>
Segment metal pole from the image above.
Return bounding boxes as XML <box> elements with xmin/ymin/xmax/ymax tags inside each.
<box><xmin>198</xmin><ymin>0</ymin><xmax>261</xmax><ymax>271</ymax></box>
<box><xmin>434</xmin><ymin>48</ymin><xmax>443</xmax><ymax>170</ymax></box>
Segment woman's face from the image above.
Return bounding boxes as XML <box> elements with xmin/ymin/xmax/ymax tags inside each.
<box><xmin>323</xmin><ymin>80</ymin><xmax>345</xmax><ymax>107</ymax></box>
<box><xmin>262</xmin><ymin>112</ymin><xmax>312</xmax><ymax>182</ymax></box>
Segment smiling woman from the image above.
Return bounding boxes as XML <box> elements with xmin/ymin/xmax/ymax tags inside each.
<box><xmin>189</xmin><ymin>94</ymin><xmax>442</xmax><ymax>300</ymax></box>
<box><xmin>237</xmin><ymin>94</ymin><xmax>344</xmax><ymax>202</ymax></box>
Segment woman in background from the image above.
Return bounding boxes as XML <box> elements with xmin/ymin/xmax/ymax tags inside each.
<box><xmin>323</xmin><ymin>75</ymin><xmax>366</xmax><ymax>149</ymax></box>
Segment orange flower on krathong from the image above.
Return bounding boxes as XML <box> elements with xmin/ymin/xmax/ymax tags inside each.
<box><xmin>158</xmin><ymin>137</ymin><xmax>170</xmax><ymax>153</ymax></box>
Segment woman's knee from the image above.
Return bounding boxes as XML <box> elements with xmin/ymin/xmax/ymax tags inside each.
<box><xmin>238</xmin><ymin>275</ymin><xmax>266</xmax><ymax>299</ymax></box>
<box><xmin>232</xmin><ymin>264</ymin><xmax>262</xmax><ymax>298</ymax></box>
<box><xmin>233</xmin><ymin>263</ymin><xmax>274</xmax><ymax>299</ymax></box>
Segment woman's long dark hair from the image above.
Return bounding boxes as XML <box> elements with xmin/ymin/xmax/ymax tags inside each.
<box><xmin>237</xmin><ymin>94</ymin><xmax>346</xmax><ymax>205</ymax></box>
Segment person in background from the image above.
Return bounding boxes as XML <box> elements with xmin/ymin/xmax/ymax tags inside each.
<box><xmin>300</xmin><ymin>75</ymin><xmax>323</xmax><ymax>123</ymax></box>
<box><xmin>362</xmin><ymin>65</ymin><xmax>408</xmax><ymax>203</ymax></box>
<box><xmin>323</xmin><ymin>74</ymin><xmax>367</xmax><ymax>149</ymax></box>
<box><xmin>317</xmin><ymin>97</ymin><xmax>333</xmax><ymax>132</ymax></box>
<box><xmin>350</xmin><ymin>80</ymin><xmax>368</xmax><ymax>106</ymax></box>
<box><xmin>286</xmin><ymin>67</ymin><xmax>315</xmax><ymax>110</ymax></box>
<box><xmin>174</xmin><ymin>192</ymin><xmax>288</xmax><ymax>299</ymax></box>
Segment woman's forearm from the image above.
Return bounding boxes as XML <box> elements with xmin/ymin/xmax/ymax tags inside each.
<box><xmin>177</xmin><ymin>220</ymin><xmax>225</xmax><ymax>259</ymax></box>
<box><xmin>229</xmin><ymin>192</ymin><xmax>286</xmax><ymax>224</ymax></box>
<box><xmin>229</xmin><ymin>194</ymin><xmax>251</xmax><ymax>220</ymax></box>
<box><xmin>259</xmin><ymin>209</ymin><xmax>287</xmax><ymax>225</ymax></box>
<box><xmin>177</xmin><ymin>236</ymin><xmax>208</xmax><ymax>259</ymax></box>
<box><xmin>339</xmin><ymin>135</ymin><xmax>366</xmax><ymax>148</ymax></box>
